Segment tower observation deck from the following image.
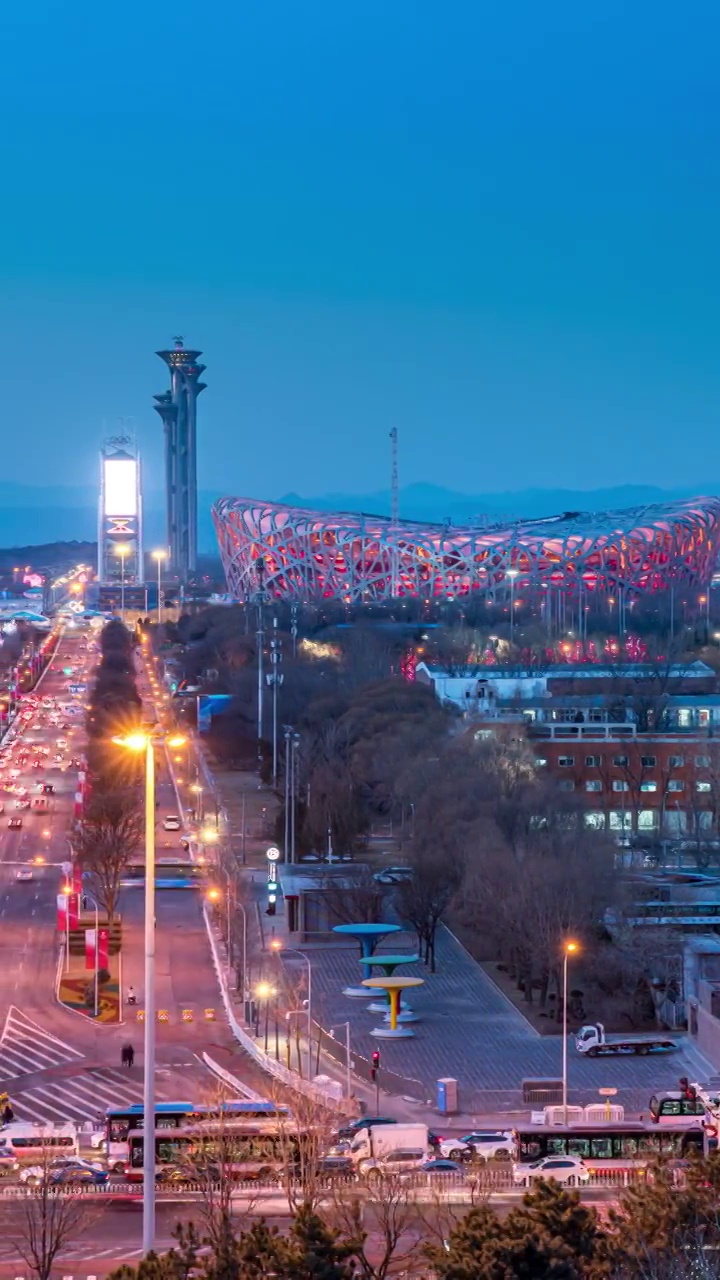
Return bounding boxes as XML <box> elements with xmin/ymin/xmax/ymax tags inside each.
<box><xmin>154</xmin><ymin>337</ymin><xmax>206</xmax><ymax>579</ymax></box>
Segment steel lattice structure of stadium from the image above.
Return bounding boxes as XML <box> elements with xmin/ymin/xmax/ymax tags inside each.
<box><xmin>212</xmin><ymin>495</ymin><xmax>720</xmax><ymax>602</ymax></box>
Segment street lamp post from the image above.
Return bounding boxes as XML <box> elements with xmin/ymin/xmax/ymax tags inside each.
<box><xmin>113</xmin><ymin>730</ymin><xmax>186</xmax><ymax>1255</ymax></box>
<box><xmin>329</xmin><ymin>1021</ymin><xmax>352</xmax><ymax>1099</ymax></box>
<box><xmin>283</xmin><ymin>726</ymin><xmax>292</xmax><ymax>862</ymax></box>
<box><xmin>152</xmin><ymin>550</ymin><xmax>167</xmax><ymax>627</ymax></box>
<box><xmin>291</xmin><ymin>732</ymin><xmax>300</xmax><ymax>864</ymax></box>
<box><xmin>562</xmin><ymin>941</ymin><xmax>579</xmax><ymax>1125</ymax></box>
<box><xmin>266</xmin><ymin>619</ymin><xmax>284</xmax><ymax>787</ymax></box>
<box><xmin>271</xmin><ymin>940</ymin><xmax>312</xmax><ymax>1081</ymax></box>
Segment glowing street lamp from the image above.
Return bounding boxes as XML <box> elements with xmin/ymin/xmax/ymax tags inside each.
<box><xmin>562</xmin><ymin>940</ymin><xmax>579</xmax><ymax>1124</ymax></box>
<box><xmin>112</xmin><ymin>729</ymin><xmax>185</xmax><ymax>1254</ymax></box>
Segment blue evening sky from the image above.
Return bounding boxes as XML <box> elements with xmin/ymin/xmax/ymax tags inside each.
<box><xmin>0</xmin><ymin>1</ymin><xmax>718</xmax><ymax>500</ymax></box>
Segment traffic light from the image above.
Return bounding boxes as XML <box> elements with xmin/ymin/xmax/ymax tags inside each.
<box><xmin>371</xmin><ymin>1049</ymin><xmax>380</xmax><ymax>1081</ymax></box>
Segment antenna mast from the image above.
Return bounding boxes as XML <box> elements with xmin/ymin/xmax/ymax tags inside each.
<box><xmin>389</xmin><ymin>427</ymin><xmax>399</xmax><ymax>597</ymax></box>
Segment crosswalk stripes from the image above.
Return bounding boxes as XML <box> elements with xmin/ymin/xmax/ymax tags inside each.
<box><xmin>0</xmin><ymin>1005</ymin><xmax>163</xmax><ymax>1125</ymax></box>
<box><xmin>0</xmin><ymin>1005</ymin><xmax>84</xmax><ymax>1078</ymax></box>
<box><xmin>11</xmin><ymin>1066</ymin><xmax>155</xmax><ymax>1126</ymax></box>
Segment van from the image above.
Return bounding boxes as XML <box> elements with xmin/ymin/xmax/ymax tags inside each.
<box><xmin>0</xmin><ymin>1122</ymin><xmax>79</xmax><ymax>1160</ymax></box>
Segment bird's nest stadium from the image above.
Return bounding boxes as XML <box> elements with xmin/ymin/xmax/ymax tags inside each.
<box><xmin>212</xmin><ymin>496</ymin><xmax>720</xmax><ymax>603</ymax></box>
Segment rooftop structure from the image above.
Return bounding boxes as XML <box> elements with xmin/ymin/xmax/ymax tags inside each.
<box><xmin>212</xmin><ymin>495</ymin><xmax>720</xmax><ymax>603</ymax></box>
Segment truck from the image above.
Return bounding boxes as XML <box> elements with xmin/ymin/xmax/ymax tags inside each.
<box><xmin>348</xmin><ymin>1123</ymin><xmax>429</xmax><ymax>1166</ymax></box>
<box><xmin>575</xmin><ymin>1022</ymin><xmax>677</xmax><ymax>1058</ymax></box>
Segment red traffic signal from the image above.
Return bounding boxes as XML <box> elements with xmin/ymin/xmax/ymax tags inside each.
<box><xmin>370</xmin><ymin>1049</ymin><xmax>380</xmax><ymax>1081</ymax></box>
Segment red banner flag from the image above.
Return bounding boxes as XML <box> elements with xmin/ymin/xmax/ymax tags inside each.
<box><xmin>98</xmin><ymin>928</ymin><xmax>109</xmax><ymax>970</ymax></box>
<box><xmin>56</xmin><ymin>894</ymin><xmax>66</xmax><ymax>932</ymax></box>
<box><xmin>72</xmin><ymin>866</ymin><xmax>82</xmax><ymax>896</ymax></box>
<box><xmin>85</xmin><ymin>928</ymin><xmax>96</xmax><ymax>971</ymax></box>
<box><xmin>67</xmin><ymin>893</ymin><xmax>79</xmax><ymax>930</ymax></box>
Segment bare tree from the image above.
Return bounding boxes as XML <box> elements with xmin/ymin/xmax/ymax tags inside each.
<box><xmin>72</xmin><ymin>790</ymin><xmax>144</xmax><ymax>919</ymax></box>
<box><xmin>396</xmin><ymin>850</ymin><xmax>463</xmax><ymax>972</ymax></box>
<box><xmin>330</xmin><ymin>1173</ymin><xmax>422</xmax><ymax>1280</ymax></box>
<box><xmin>0</xmin><ymin>1150</ymin><xmax>94</xmax><ymax>1280</ymax></box>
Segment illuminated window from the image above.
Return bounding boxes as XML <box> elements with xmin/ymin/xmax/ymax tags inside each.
<box><xmin>667</xmin><ymin>780</ymin><xmax>685</xmax><ymax>792</ymax></box>
<box><xmin>585</xmin><ymin>780</ymin><xmax>602</xmax><ymax>792</ymax></box>
<box><xmin>612</xmin><ymin>780</ymin><xmax>629</xmax><ymax>792</ymax></box>
<box><xmin>640</xmin><ymin>781</ymin><xmax>657</xmax><ymax>792</ymax></box>
<box><xmin>696</xmin><ymin>781</ymin><xmax>712</xmax><ymax>792</ymax></box>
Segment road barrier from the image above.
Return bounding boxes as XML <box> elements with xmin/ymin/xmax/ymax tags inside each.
<box><xmin>0</xmin><ymin>1167</ymin><xmax>651</xmax><ymax>1201</ymax></box>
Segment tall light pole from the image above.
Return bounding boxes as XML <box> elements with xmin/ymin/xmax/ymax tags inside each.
<box><xmin>562</xmin><ymin>940</ymin><xmax>579</xmax><ymax>1125</ymax></box>
<box><xmin>271</xmin><ymin>940</ymin><xmax>312</xmax><ymax>1081</ymax></box>
<box><xmin>115</xmin><ymin>544</ymin><xmax>130</xmax><ymax>619</ymax></box>
<box><xmin>152</xmin><ymin>550</ymin><xmax>167</xmax><ymax>626</ymax></box>
<box><xmin>113</xmin><ymin>730</ymin><xmax>186</xmax><ymax>1256</ymax></box>
<box><xmin>507</xmin><ymin>568</ymin><xmax>518</xmax><ymax>648</ymax></box>
<box><xmin>329</xmin><ymin>1021</ymin><xmax>352</xmax><ymax>1099</ymax></box>
<box><xmin>283</xmin><ymin>725</ymin><xmax>292</xmax><ymax>862</ymax></box>
<box><xmin>291</xmin><ymin>732</ymin><xmax>300</xmax><ymax>864</ymax></box>
<box><xmin>266</xmin><ymin>618</ymin><xmax>284</xmax><ymax>787</ymax></box>
<box><xmin>81</xmin><ymin>880</ymin><xmax>100</xmax><ymax>1018</ymax></box>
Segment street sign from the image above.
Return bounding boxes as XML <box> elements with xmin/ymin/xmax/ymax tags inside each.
<box><xmin>266</xmin><ymin>846</ymin><xmax>280</xmax><ymax>862</ymax></box>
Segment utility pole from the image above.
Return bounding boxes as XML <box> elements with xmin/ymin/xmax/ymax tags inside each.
<box><xmin>256</xmin><ymin>558</ymin><xmax>266</xmax><ymax>760</ymax></box>
<box><xmin>267</xmin><ymin>618</ymin><xmax>284</xmax><ymax>786</ymax></box>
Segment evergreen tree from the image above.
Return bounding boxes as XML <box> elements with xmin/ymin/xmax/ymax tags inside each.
<box><xmin>430</xmin><ymin>1181</ymin><xmax>607</xmax><ymax>1280</ymax></box>
<box><xmin>607</xmin><ymin>1156</ymin><xmax>720</xmax><ymax>1269</ymax></box>
<box><xmin>286</xmin><ymin>1202</ymin><xmax>358</xmax><ymax>1280</ymax></box>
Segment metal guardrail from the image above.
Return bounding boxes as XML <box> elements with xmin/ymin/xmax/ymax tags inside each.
<box><xmin>0</xmin><ymin>1167</ymin><xmax>651</xmax><ymax>1199</ymax></box>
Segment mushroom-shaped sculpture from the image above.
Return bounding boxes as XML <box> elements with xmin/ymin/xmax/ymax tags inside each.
<box><xmin>333</xmin><ymin>923</ymin><xmax>402</xmax><ymax>997</ymax></box>
<box><xmin>362</xmin><ymin>976</ymin><xmax>425</xmax><ymax>1038</ymax></box>
<box><xmin>360</xmin><ymin>954</ymin><xmax>421</xmax><ymax>1021</ymax></box>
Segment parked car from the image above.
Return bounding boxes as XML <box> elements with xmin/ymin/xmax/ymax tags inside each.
<box><xmin>359</xmin><ymin>1149</ymin><xmax>428</xmax><ymax>1180</ymax></box>
<box><xmin>20</xmin><ymin>1157</ymin><xmax>107</xmax><ymax>1186</ymax></box>
<box><xmin>420</xmin><ymin>1158</ymin><xmax>466</xmax><ymax>1179</ymax></box>
<box><xmin>439</xmin><ymin>1131</ymin><xmax>514</xmax><ymax>1162</ymax></box>
<box><xmin>8</xmin><ymin>818</ymin><xmax>22</xmax><ymax>830</ymax></box>
<box><xmin>373</xmin><ymin>867</ymin><xmax>414</xmax><ymax>885</ymax></box>
<box><xmin>512</xmin><ymin>1156</ymin><xmax>590</xmax><ymax>1187</ymax></box>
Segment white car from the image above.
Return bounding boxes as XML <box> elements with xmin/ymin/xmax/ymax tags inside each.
<box><xmin>439</xmin><ymin>1130</ymin><xmax>514</xmax><ymax>1162</ymax></box>
<box><xmin>163</xmin><ymin>815</ymin><xmax>181</xmax><ymax>831</ymax></box>
<box><xmin>89</xmin><ymin>1130</ymin><xmax>107</xmax><ymax>1151</ymax></box>
<box><xmin>15</xmin><ymin>868</ymin><xmax>33</xmax><ymax>883</ymax></box>
<box><xmin>512</xmin><ymin>1155</ymin><xmax>590</xmax><ymax>1187</ymax></box>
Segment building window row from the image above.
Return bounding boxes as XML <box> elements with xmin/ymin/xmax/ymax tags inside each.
<box><xmin>571</xmin><ymin>779</ymin><xmax>714</xmax><ymax>794</ymax></box>
<box><xmin>555</xmin><ymin>753</ymin><xmax>711</xmax><ymax>770</ymax></box>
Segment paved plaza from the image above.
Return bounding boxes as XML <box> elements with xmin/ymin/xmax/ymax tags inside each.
<box><xmin>292</xmin><ymin>925</ymin><xmax>714</xmax><ymax>1114</ymax></box>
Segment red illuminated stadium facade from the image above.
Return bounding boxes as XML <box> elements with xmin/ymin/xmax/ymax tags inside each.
<box><xmin>212</xmin><ymin>496</ymin><xmax>720</xmax><ymax>603</ymax></box>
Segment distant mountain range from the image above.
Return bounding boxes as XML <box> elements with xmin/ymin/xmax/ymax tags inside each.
<box><xmin>0</xmin><ymin>480</ymin><xmax>717</xmax><ymax>551</ymax></box>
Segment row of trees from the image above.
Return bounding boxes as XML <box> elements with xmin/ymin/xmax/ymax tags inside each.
<box><xmin>73</xmin><ymin>620</ymin><xmax>143</xmax><ymax>919</ymax></box>
<box><xmin>98</xmin><ymin>1160</ymin><xmax>720</xmax><ymax>1280</ymax></box>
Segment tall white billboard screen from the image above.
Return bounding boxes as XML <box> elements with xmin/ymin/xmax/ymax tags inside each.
<box><xmin>104</xmin><ymin>459</ymin><xmax>137</xmax><ymax>516</ymax></box>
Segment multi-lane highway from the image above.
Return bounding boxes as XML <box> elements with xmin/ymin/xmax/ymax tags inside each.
<box><xmin>0</xmin><ymin>623</ymin><xmax>250</xmax><ymax>1132</ymax></box>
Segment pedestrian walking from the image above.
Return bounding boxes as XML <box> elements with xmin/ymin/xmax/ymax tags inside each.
<box><xmin>2</xmin><ymin>1103</ymin><xmax>13</xmax><ymax>1125</ymax></box>
<box><xmin>121</xmin><ymin>1045</ymin><xmax>128</xmax><ymax>1068</ymax></box>
<box><xmin>127</xmin><ymin>1044</ymin><xmax>135</xmax><ymax>1068</ymax></box>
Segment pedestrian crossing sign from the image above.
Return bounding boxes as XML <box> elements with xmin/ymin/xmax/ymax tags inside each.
<box><xmin>136</xmin><ymin>1010</ymin><xmax>145</xmax><ymax>1021</ymax></box>
<box><xmin>182</xmin><ymin>1009</ymin><xmax>193</xmax><ymax>1022</ymax></box>
<box><xmin>158</xmin><ymin>1009</ymin><xmax>169</xmax><ymax>1022</ymax></box>
<box><xmin>204</xmin><ymin>1008</ymin><xmax>216</xmax><ymax>1021</ymax></box>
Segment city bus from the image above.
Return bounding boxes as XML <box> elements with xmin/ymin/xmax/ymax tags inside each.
<box><xmin>513</xmin><ymin>1120</ymin><xmax>706</xmax><ymax>1171</ymax></box>
<box><xmin>104</xmin><ymin>1100</ymin><xmax>291</xmax><ymax>1171</ymax></box>
<box><xmin>648</xmin><ymin>1091</ymin><xmax>708</xmax><ymax>1124</ymax></box>
<box><xmin>119</xmin><ymin>860</ymin><xmax>205</xmax><ymax>890</ymax></box>
<box><xmin>125</xmin><ymin>1123</ymin><xmax>295</xmax><ymax>1183</ymax></box>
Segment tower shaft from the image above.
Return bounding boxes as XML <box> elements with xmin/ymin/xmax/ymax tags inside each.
<box><xmin>154</xmin><ymin>337</ymin><xmax>206</xmax><ymax>579</ymax></box>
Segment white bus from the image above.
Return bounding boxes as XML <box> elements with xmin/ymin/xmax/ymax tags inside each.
<box><xmin>0</xmin><ymin>1122</ymin><xmax>79</xmax><ymax>1161</ymax></box>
